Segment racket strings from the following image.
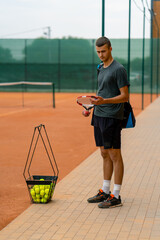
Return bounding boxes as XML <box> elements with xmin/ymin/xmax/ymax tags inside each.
<box><xmin>77</xmin><ymin>96</ymin><xmax>97</xmax><ymax>110</ymax></box>
<box><xmin>77</xmin><ymin>98</ymin><xmax>93</xmax><ymax>106</ymax></box>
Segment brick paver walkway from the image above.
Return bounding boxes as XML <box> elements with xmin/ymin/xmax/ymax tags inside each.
<box><xmin>1</xmin><ymin>97</ymin><xmax>160</xmax><ymax>240</ymax></box>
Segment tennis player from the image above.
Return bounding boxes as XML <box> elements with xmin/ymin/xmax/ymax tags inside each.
<box><xmin>87</xmin><ymin>37</ymin><xmax>130</xmax><ymax>208</ymax></box>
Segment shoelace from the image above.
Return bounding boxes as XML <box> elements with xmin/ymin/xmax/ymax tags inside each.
<box><xmin>97</xmin><ymin>189</ymin><xmax>104</xmax><ymax>196</ymax></box>
<box><xmin>108</xmin><ymin>194</ymin><xmax>114</xmax><ymax>201</ymax></box>
<box><xmin>103</xmin><ymin>194</ymin><xmax>114</xmax><ymax>202</ymax></box>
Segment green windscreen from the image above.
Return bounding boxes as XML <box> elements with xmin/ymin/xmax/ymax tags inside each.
<box><xmin>0</xmin><ymin>38</ymin><xmax>159</xmax><ymax>93</ymax></box>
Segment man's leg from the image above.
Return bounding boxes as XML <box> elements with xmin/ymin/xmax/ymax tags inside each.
<box><xmin>100</xmin><ymin>147</ymin><xmax>113</xmax><ymax>180</ymax></box>
<box><xmin>98</xmin><ymin>148</ymin><xmax>123</xmax><ymax>208</ymax></box>
<box><xmin>108</xmin><ymin>148</ymin><xmax>124</xmax><ymax>185</ymax></box>
<box><xmin>87</xmin><ymin>147</ymin><xmax>113</xmax><ymax>203</ymax></box>
<box><xmin>100</xmin><ymin>146</ymin><xmax>113</xmax><ymax>194</ymax></box>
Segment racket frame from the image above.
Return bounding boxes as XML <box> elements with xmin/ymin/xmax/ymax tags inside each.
<box><xmin>77</xmin><ymin>95</ymin><xmax>97</xmax><ymax>110</ymax></box>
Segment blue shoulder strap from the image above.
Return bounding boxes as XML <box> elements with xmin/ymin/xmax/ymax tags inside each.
<box><xmin>97</xmin><ymin>62</ymin><xmax>104</xmax><ymax>71</ymax></box>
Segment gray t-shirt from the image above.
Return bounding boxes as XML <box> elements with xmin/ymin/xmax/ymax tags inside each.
<box><xmin>94</xmin><ymin>60</ymin><xmax>130</xmax><ymax>120</ymax></box>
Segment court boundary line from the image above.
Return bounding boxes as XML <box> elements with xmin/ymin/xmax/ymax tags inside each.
<box><xmin>0</xmin><ymin>108</ymin><xmax>30</xmax><ymax>117</ymax></box>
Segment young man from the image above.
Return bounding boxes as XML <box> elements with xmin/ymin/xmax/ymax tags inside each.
<box><xmin>87</xmin><ymin>37</ymin><xmax>129</xmax><ymax>208</ymax></box>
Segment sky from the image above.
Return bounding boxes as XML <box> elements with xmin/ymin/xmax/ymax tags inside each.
<box><xmin>0</xmin><ymin>0</ymin><xmax>151</xmax><ymax>39</ymax></box>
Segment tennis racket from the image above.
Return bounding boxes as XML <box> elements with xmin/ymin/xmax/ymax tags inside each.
<box><xmin>77</xmin><ymin>95</ymin><xmax>98</xmax><ymax>110</ymax></box>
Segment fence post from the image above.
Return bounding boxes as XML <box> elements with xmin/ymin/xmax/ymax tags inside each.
<box><xmin>102</xmin><ymin>0</ymin><xmax>105</xmax><ymax>36</ymax></box>
<box><xmin>58</xmin><ymin>39</ymin><xmax>61</xmax><ymax>92</ymax></box>
<box><xmin>92</xmin><ymin>39</ymin><xmax>95</xmax><ymax>92</ymax></box>
<box><xmin>128</xmin><ymin>0</ymin><xmax>131</xmax><ymax>97</ymax></box>
<box><xmin>142</xmin><ymin>7</ymin><xmax>145</xmax><ymax>110</ymax></box>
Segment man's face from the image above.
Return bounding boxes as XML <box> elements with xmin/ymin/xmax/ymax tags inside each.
<box><xmin>96</xmin><ymin>44</ymin><xmax>112</xmax><ymax>62</ymax></box>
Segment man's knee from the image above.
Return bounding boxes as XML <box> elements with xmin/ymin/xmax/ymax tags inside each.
<box><xmin>108</xmin><ymin>149</ymin><xmax>122</xmax><ymax>163</ymax></box>
<box><xmin>100</xmin><ymin>147</ymin><xmax>110</xmax><ymax>160</ymax></box>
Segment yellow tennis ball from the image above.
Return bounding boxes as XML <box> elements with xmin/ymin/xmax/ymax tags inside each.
<box><xmin>40</xmin><ymin>190</ymin><xmax>45</xmax><ymax>196</ymax></box>
<box><xmin>32</xmin><ymin>197</ymin><xmax>36</xmax><ymax>202</ymax></box>
<box><xmin>36</xmin><ymin>194</ymin><xmax>40</xmax><ymax>199</ymax></box>
<box><xmin>42</xmin><ymin>198</ymin><xmax>47</xmax><ymax>203</ymax></box>
<box><xmin>30</xmin><ymin>189</ymin><xmax>35</xmax><ymax>196</ymax></box>
<box><xmin>40</xmin><ymin>185</ymin><xmax>45</xmax><ymax>191</ymax></box>
<box><xmin>33</xmin><ymin>185</ymin><xmax>39</xmax><ymax>190</ymax></box>
<box><xmin>44</xmin><ymin>194</ymin><xmax>49</xmax><ymax>200</ymax></box>
<box><xmin>35</xmin><ymin>187</ymin><xmax>40</xmax><ymax>194</ymax></box>
<box><xmin>45</xmin><ymin>189</ymin><xmax>49</xmax><ymax>195</ymax></box>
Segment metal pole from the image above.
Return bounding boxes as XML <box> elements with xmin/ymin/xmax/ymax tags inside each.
<box><xmin>142</xmin><ymin>7</ymin><xmax>145</xmax><ymax>110</ymax></box>
<box><xmin>23</xmin><ymin>39</ymin><xmax>28</xmax><ymax>107</ymax></box>
<box><xmin>52</xmin><ymin>83</ymin><xmax>55</xmax><ymax>108</ymax></box>
<box><xmin>58</xmin><ymin>39</ymin><xmax>61</xmax><ymax>92</ymax></box>
<box><xmin>128</xmin><ymin>0</ymin><xmax>131</xmax><ymax>95</ymax></box>
<box><xmin>48</xmin><ymin>27</ymin><xmax>51</xmax><ymax>39</ymax></box>
<box><xmin>150</xmin><ymin>0</ymin><xmax>153</xmax><ymax>103</ymax></box>
<box><xmin>157</xmin><ymin>34</ymin><xmax>159</xmax><ymax>97</ymax></box>
<box><xmin>153</xmin><ymin>14</ymin><xmax>159</xmax><ymax>97</ymax></box>
<box><xmin>92</xmin><ymin>39</ymin><xmax>95</xmax><ymax>92</ymax></box>
<box><xmin>102</xmin><ymin>0</ymin><xmax>105</xmax><ymax>36</ymax></box>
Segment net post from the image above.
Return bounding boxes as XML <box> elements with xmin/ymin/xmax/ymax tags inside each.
<box><xmin>22</xmin><ymin>82</ymin><xmax>25</xmax><ymax>107</ymax></box>
<box><xmin>52</xmin><ymin>83</ymin><xmax>55</xmax><ymax>108</ymax></box>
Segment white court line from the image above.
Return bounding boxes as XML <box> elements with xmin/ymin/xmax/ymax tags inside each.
<box><xmin>0</xmin><ymin>108</ymin><xmax>30</xmax><ymax>117</ymax></box>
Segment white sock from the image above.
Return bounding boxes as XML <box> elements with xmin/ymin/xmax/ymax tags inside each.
<box><xmin>113</xmin><ymin>184</ymin><xmax>121</xmax><ymax>199</ymax></box>
<box><xmin>102</xmin><ymin>180</ymin><xmax>111</xmax><ymax>194</ymax></box>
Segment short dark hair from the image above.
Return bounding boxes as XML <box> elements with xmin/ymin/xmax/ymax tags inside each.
<box><xmin>96</xmin><ymin>37</ymin><xmax>111</xmax><ymax>48</ymax></box>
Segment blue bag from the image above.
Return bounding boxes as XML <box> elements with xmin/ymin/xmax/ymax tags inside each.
<box><xmin>122</xmin><ymin>102</ymin><xmax>136</xmax><ymax>128</ymax></box>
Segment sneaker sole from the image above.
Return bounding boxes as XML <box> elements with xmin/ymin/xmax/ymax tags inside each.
<box><xmin>87</xmin><ymin>199</ymin><xmax>105</xmax><ymax>203</ymax></box>
<box><xmin>98</xmin><ymin>203</ymin><xmax>123</xmax><ymax>209</ymax></box>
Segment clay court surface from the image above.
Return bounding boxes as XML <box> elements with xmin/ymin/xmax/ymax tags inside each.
<box><xmin>0</xmin><ymin>92</ymin><xmax>157</xmax><ymax>230</ymax></box>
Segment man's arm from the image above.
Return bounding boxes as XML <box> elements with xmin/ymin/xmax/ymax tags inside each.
<box><xmin>91</xmin><ymin>86</ymin><xmax>129</xmax><ymax>105</ymax></box>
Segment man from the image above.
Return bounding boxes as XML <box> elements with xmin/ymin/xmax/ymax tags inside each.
<box><xmin>87</xmin><ymin>37</ymin><xmax>129</xmax><ymax>208</ymax></box>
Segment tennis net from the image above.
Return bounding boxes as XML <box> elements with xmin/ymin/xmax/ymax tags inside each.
<box><xmin>0</xmin><ymin>81</ymin><xmax>55</xmax><ymax>108</ymax></box>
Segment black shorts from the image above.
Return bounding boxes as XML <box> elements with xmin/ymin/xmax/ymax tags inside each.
<box><xmin>91</xmin><ymin>114</ymin><xmax>122</xmax><ymax>149</ymax></box>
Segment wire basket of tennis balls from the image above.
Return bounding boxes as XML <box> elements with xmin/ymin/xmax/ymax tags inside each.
<box><xmin>23</xmin><ymin>124</ymin><xmax>59</xmax><ymax>204</ymax></box>
<box><xmin>27</xmin><ymin>176</ymin><xmax>58</xmax><ymax>203</ymax></box>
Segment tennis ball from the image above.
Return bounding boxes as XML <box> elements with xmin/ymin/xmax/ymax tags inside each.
<box><xmin>40</xmin><ymin>190</ymin><xmax>45</xmax><ymax>196</ymax></box>
<box><xmin>45</xmin><ymin>189</ymin><xmax>49</xmax><ymax>195</ymax></box>
<box><xmin>44</xmin><ymin>185</ymin><xmax>50</xmax><ymax>190</ymax></box>
<box><xmin>40</xmin><ymin>185</ymin><xmax>45</xmax><ymax>191</ymax></box>
<box><xmin>37</xmin><ymin>198</ymin><xmax>41</xmax><ymax>203</ymax></box>
<box><xmin>36</xmin><ymin>194</ymin><xmax>40</xmax><ymax>199</ymax></box>
<box><xmin>40</xmin><ymin>179</ymin><xmax>44</xmax><ymax>181</ymax></box>
<box><xmin>42</xmin><ymin>198</ymin><xmax>47</xmax><ymax>203</ymax></box>
<box><xmin>82</xmin><ymin>109</ymin><xmax>90</xmax><ymax>117</ymax></box>
<box><xmin>30</xmin><ymin>189</ymin><xmax>35</xmax><ymax>196</ymax></box>
<box><xmin>35</xmin><ymin>187</ymin><xmax>40</xmax><ymax>194</ymax></box>
<box><xmin>44</xmin><ymin>194</ymin><xmax>49</xmax><ymax>200</ymax></box>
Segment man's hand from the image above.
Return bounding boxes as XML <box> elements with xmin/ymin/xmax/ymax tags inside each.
<box><xmin>91</xmin><ymin>96</ymin><xmax>104</xmax><ymax>105</ymax></box>
<box><xmin>90</xmin><ymin>86</ymin><xmax>129</xmax><ymax>106</ymax></box>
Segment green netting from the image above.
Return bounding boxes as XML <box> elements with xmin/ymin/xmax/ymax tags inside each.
<box><xmin>0</xmin><ymin>38</ymin><xmax>159</xmax><ymax>94</ymax></box>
